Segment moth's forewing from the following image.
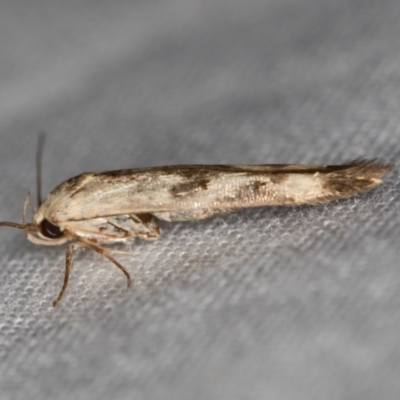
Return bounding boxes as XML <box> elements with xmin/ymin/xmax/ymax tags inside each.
<box><xmin>38</xmin><ymin>161</ymin><xmax>392</xmax><ymax>225</ymax></box>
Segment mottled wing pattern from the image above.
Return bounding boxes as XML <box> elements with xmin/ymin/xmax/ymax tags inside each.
<box><xmin>41</xmin><ymin>160</ymin><xmax>392</xmax><ymax>224</ymax></box>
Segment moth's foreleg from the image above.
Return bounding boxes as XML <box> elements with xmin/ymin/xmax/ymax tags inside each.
<box><xmin>53</xmin><ymin>241</ymin><xmax>80</xmax><ymax>307</ymax></box>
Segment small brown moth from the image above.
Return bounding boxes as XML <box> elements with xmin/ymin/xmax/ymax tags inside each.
<box><xmin>0</xmin><ymin>139</ymin><xmax>393</xmax><ymax>305</ymax></box>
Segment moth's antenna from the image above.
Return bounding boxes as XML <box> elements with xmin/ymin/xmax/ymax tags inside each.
<box><xmin>36</xmin><ymin>133</ymin><xmax>46</xmax><ymax>208</ymax></box>
<box><xmin>0</xmin><ymin>221</ymin><xmax>38</xmax><ymax>233</ymax></box>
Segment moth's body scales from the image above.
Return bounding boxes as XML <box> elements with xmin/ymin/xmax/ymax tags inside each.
<box><xmin>0</xmin><ymin>159</ymin><xmax>392</xmax><ymax>306</ymax></box>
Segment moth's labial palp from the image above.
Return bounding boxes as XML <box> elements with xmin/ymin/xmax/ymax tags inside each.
<box><xmin>39</xmin><ymin>219</ymin><xmax>64</xmax><ymax>239</ymax></box>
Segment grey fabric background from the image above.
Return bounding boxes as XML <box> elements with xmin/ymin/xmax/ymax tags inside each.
<box><xmin>0</xmin><ymin>1</ymin><xmax>399</xmax><ymax>399</ymax></box>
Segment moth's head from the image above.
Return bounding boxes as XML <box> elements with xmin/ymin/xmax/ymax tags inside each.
<box><xmin>0</xmin><ymin>208</ymin><xmax>69</xmax><ymax>246</ymax></box>
<box><xmin>27</xmin><ymin>210</ymin><xmax>70</xmax><ymax>246</ymax></box>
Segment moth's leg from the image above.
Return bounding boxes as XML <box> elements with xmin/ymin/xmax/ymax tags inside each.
<box><xmin>87</xmin><ymin>242</ymin><xmax>132</xmax><ymax>287</ymax></box>
<box><xmin>65</xmin><ymin>230</ymin><xmax>132</xmax><ymax>288</ymax></box>
<box><xmin>109</xmin><ymin>213</ymin><xmax>161</xmax><ymax>240</ymax></box>
<box><xmin>53</xmin><ymin>241</ymin><xmax>83</xmax><ymax>307</ymax></box>
<box><xmin>132</xmin><ymin>213</ymin><xmax>161</xmax><ymax>239</ymax></box>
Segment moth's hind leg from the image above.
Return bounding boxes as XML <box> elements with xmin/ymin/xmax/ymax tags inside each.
<box><xmin>112</xmin><ymin>213</ymin><xmax>161</xmax><ymax>240</ymax></box>
<box><xmin>128</xmin><ymin>213</ymin><xmax>161</xmax><ymax>240</ymax></box>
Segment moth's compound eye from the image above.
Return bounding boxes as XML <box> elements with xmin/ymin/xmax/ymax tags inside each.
<box><xmin>40</xmin><ymin>219</ymin><xmax>63</xmax><ymax>239</ymax></box>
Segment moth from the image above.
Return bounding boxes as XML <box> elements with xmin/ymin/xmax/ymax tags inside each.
<box><xmin>0</xmin><ymin>139</ymin><xmax>393</xmax><ymax>306</ymax></box>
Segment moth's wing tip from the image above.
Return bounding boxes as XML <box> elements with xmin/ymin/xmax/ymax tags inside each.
<box><xmin>344</xmin><ymin>158</ymin><xmax>394</xmax><ymax>174</ymax></box>
<box><xmin>320</xmin><ymin>158</ymin><xmax>393</xmax><ymax>200</ymax></box>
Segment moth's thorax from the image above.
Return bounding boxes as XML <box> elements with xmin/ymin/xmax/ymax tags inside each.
<box><xmin>34</xmin><ymin>201</ymin><xmax>63</xmax><ymax>225</ymax></box>
<box><xmin>36</xmin><ymin>172</ymin><xmax>99</xmax><ymax>224</ymax></box>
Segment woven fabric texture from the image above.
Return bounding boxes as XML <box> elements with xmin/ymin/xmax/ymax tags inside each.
<box><xmin>0</xmin><ymin>1</ymin><xmax>399</xmax><ymax>399</ymax></box>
